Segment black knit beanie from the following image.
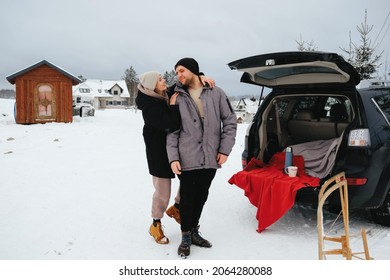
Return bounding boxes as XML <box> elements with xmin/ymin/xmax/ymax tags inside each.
<box><xmin>174</xmin><ymin>58</ymin><xmax>199</xmax><ymax>75</ymax></box>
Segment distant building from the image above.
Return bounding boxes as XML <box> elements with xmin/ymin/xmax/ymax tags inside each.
<box><xmin>231</xmin><ymin>97</ymin><xmax>261</xmax><ymax>123</ymax></box>
<box><xmin>72</xmin><ymin>79</ymin><xmax>130</xmax><ymax>109</ymax></box>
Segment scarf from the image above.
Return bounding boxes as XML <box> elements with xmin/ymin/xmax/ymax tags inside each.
<box><xmin>137</xmin><ymin>83</ymin><xmax>169</xmax><ymax>104</ymax></box>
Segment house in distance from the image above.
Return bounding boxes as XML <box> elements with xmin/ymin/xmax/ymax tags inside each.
<box><xmin>72</xmin><ymin>79</ymin><xmax>130</xmax><ymax>110</ymax></box>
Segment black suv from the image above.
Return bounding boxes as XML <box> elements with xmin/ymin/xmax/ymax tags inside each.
<box><xmin>228</xmin><ymin>51</ymin><xmax>390</xmax><ymax>226</ymax></box>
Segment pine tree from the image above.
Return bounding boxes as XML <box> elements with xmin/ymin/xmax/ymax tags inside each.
<box><xmin>295</xmin><ymin>34</ymin><xmax>318</xmax><ymax>51</ymax></box>
<box><xmin>122</xmin><ymin>66</ymin><xmax>138</xmax><ymax>106</ymax></box>
<box><xmin>163</xmin><ymin>70</ymin><xmax>177</xmax><ymax>87</ymax></box>
<box><xmin>341</xmin><ymin>9</ymin><xmax>383</xmax><ymax>80</ymax></box>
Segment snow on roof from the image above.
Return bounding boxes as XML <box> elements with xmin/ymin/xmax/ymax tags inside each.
<box><xmin>233</xmin><ymin>97</ymin><xmax>260</xmax><ymax>113</ymax></box>
<box><xmin>73</xmin><ymin>79</ymin><xmax>130</xmax><ymax>98</ymax></box>
<box><xmin>6</xmin><ymin>60</ymin><xmax>81</xmax><ymax>85</ymax></box>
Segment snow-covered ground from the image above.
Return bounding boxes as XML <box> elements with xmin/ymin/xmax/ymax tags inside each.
<box><xmin>1</xmin><ymin>98</ymin><xmax>390</xmax><ymax>278</ymax></box>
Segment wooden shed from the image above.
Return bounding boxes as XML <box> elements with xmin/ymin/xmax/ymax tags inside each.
<box><xmin>6</xmin><ymin>60</ymin><xmax>81</xmax><ymax>124</ymax></box>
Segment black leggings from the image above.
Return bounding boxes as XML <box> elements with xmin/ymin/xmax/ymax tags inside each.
<box><xmin>178</xmin><ymin>169</ymin><xmax>217</xmax><ymax>232</ymax></box>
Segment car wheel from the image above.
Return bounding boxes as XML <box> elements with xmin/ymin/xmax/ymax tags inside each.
<box><xmin>370</xmin><ymin>190</ymin><xmax>390</xmax><ymax>226</ymax></box>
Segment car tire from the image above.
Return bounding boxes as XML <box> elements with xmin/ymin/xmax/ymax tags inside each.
<box><xmin>370</xmin><ymin>190</ymin><xmax>390</xmax><ymax>226</ymax></box>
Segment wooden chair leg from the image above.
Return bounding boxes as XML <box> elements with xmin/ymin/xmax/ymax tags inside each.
<box><xmin>361</xmin><ymin>228</ymin><xmax>371</xmax><ymax>260</ymax></box>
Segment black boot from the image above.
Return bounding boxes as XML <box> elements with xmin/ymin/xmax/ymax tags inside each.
<box><xmin>191</xmin><ymin>225</ymin><xmax>212</xmax><ymax>248</ymax></box>
<box><xmin>178</xmin><ymin>231</ymin><xmax>191</xmax><ymax>258</ymax></box>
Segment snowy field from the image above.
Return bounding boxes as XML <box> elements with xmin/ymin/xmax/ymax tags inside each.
<box><xmin>1</xmin><ymin>97</ymin><xmax>390</xmax><ymax>267</ymax></box>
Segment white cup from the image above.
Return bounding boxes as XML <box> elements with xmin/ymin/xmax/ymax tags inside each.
<box><xmin>285</xmin><ymin>166</ymin><xmax>298</xmax><ymax>177</ymax></box>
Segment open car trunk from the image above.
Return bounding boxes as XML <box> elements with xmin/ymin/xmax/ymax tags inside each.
<box><xmin>228</xmin><ymin>93</ymin><xmax>353</xmax><ymax>232</ymax></box>
<box><xmin>227</xmin><ymin>52</ymin><xmax>368</xmax><ymax>232</ymax></box>
<box><xmin>257</xmin><ymin>93</ymin><xmax>354</xmax><ymax>183</ymax></box>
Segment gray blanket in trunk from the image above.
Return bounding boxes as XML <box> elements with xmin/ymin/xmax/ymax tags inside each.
<box><xmin>288</xmin><ymin>138</ymin><xmax>341</xmax><ymax>178</ymax></box>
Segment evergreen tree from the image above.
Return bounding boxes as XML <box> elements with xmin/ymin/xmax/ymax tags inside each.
<box><xmin>122</xmin><ymin>66</ymin><xmax>138</xmax><ymax>106</ymax></box>
<box><xmin>163</xmin><ymin>70</ymin><xmax>177</xmax><ymax>87</ymax></box>
<box><xmin>341</xmin><ymin>9</ymin><xmax>383</xmax><ymax>80</ymax></box>
<box><xmin>296</xmin><ymin>34</ymin><xmax>318</xmax><ymax>51</ymax></box>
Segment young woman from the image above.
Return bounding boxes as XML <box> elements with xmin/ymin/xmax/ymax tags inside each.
<box><xmin>136</xmin><ymin>71</ymin><xmax>214</xmax><ymax>244</ymax></box>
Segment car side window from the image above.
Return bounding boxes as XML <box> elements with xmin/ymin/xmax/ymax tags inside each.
<box><xmin>290</xmin><ymin>96</ymin><xmax>351</xmax><ymax>122</ymax></box>
<box><xmin>371</xmin><ymin>93</ymin><xmax>390</xmax><ymax>125</ymax></box>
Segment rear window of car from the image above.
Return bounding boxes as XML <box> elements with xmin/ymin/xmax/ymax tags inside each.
<box><xmin>258</xmin><ymin>66</ymin><xmax>341</xmax><ymax>80</ymax></box>
<box><xmin>291</xmin><ymin>96</ymin><xmax>351</xmax><ymax>121</ymax></box>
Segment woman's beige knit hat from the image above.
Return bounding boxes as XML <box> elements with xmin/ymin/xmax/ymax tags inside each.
<box><xmin>138</xmin><ymin>71</ymin><xmax>160</xmax><ymax>90</ymax></box>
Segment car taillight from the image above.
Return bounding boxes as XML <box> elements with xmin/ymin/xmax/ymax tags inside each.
<box><xmin>346</xmin><ymin>177</ymin><xmax>368</xmax><ymax>186</ymax></box>
<box><xmin>348</xmin><ymin>128</ymin><xmax>371</xmax><ymax>147</ymax></box>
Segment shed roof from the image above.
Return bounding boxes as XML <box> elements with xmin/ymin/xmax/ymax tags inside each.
<box><xmin>6</xmin><ymin>60</ymin><xmax>82</xmax><ymax>85</ymax></box>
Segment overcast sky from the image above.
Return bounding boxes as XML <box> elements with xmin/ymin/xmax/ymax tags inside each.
<box><xmin>1</xmin><ymin>0</ymin><xmax>389</xmax><ymax>96</ymax></box>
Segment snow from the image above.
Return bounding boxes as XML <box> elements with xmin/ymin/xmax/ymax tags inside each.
<box><xmin>1</xmin><ymin>98</ymin><xmax>390</xmax><ymax>278</ymax></box>
<box><xmin>73</xmin><ymin>79</ymin><xmax>130</xmax><ymax>98</ymax></box>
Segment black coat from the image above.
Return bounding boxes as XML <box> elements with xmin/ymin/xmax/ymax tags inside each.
<box><xmin>136</xmin><ymin>90</ymin><xmax>181</xmax><ymax>178</ymax></box>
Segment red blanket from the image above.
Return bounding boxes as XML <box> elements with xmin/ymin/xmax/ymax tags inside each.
<box><xmin>228</xmin><ymin>152</ymin><xmax>320</xmax><ymax>232</ymax></box>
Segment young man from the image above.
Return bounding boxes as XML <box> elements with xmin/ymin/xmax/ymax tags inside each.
<box><xmin>166</xmin><ymin>58</ymin><xmax>237</xmax><ymax>258</ymax></box>
<box><xmin>136</xmin><ymin>71</ymin><xmax>215</xmax><ymax>245</ymax></box>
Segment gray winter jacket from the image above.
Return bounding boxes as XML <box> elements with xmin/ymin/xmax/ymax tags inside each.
<box><xmin>166</xmin><ymin>84</ymin><xmax>237</xmax><ymax>171</ymax></box>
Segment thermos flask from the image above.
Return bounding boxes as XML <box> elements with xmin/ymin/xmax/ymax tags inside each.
<box><xmin>285</xmin><ymin>147</ymin><xmax>293</xmax><ymax>173</ymax></box>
